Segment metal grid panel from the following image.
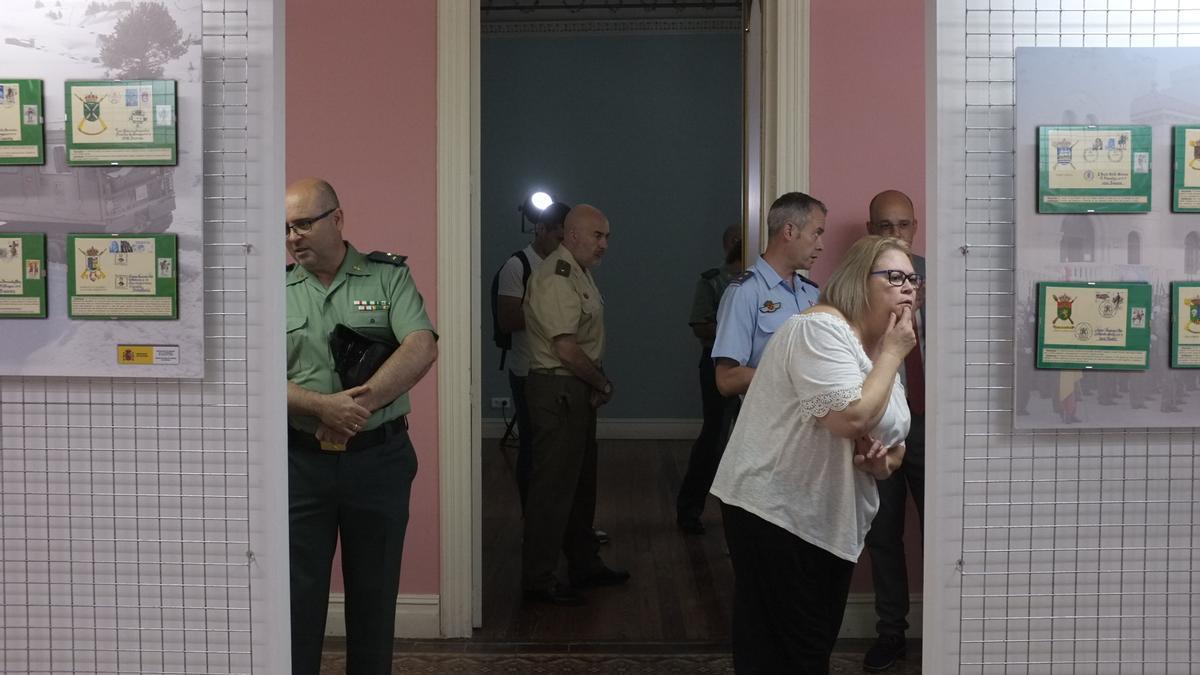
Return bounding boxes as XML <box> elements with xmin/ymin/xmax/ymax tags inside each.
<box><xmin>1</xmin><ymin>1</ymin><xmax>255</xmax><ymax>673</ymax></box>
<box><xmin>959</xmin><ymin>1</ymin><xmax>1200</xmax><ymax>673</ymax></box>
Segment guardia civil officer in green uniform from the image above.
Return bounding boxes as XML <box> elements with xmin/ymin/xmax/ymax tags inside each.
<box><xmin>675</xmin><ymin>224</ymin><xmax>743</xmax><ymax>535</ymax></box>
<box><xmin>285</xmin><ymin>178</ymin><xmax>437</xmax><ymax>675</ymax></box>
<box><xmin>521</xmin><ymin>204</ymin><xmax>629</xmax><ymax>606</ymax></box>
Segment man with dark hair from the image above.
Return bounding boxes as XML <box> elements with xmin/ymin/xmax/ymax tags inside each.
<box><xmin>862</xmin><ymin>188</ymin><xmax>925</xmax><ymax>672</ymax></box>
<box><xmin>285</xmin><ymin>177</ymin><xmax>438</xmax><ymax>675</ymax></box>
<box><xmin>676</xmin><ymin>224</ymin><xmax>743</xmax><ymax>535</ymax></box>
<box><xmin>494</xmin><ymin>202</ymin><xmax>568</xmax><ymax>507</ymax></box>
<box><xmin>711</xmin><ymin>191</ymin><xmax>827</xmax><ymax>398</ymax></box>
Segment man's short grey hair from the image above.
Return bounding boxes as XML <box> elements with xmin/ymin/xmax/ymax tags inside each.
<box><xmin>766</xmin><ymin>192</ymin><xmax>827</xmax><ymax>238</ymax></box>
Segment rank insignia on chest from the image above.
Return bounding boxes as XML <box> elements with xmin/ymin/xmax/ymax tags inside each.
<box><xmin>353</xmin><ymin>300</ymin><xmax>389</xmax><ymax>311</ymax></box>
<box><xmin>760</xmin><ymin>300</ymin><xmax>781</xmax><ymax>313</ymax></box>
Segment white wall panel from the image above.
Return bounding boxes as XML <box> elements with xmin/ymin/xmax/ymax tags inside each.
<box><xmin>1</xmin><ymin>0</ymin><xmax>287</xmax><ymax>672</ymax></box>
<box><xmin>931</xmin><ymin>1</ymin><xmax>1200</xmax><ymax>673</ymax></box>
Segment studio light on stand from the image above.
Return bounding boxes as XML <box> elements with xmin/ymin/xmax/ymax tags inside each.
<box><xmin>518</xmin><ymin>191</ymin><xmax>554</xmax><ymax>232</ymax></box>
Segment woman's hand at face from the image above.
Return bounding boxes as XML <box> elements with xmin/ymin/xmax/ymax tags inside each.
<box><xmin>880</xmin><ymin>305</ymin><xmax>916</xmax><ymax>361</ymax></box>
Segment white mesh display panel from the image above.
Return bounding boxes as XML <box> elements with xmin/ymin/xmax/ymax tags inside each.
<box><xmin>0</xmin><ymin>1</ymin><xmax>285</xmax><ymax>672</ymax></box>
<box><xmin>949</xmin><ymin>1</ymin><xmax>1200</xmax><ymax>673</ymax></box>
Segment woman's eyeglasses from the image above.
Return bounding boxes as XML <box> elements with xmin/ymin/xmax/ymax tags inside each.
<box><xmin>870</xmin><ymin>269</ymin><xmax>924</xmax><ymax>287</ymax></box>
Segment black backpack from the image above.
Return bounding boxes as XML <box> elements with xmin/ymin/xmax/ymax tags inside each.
<box><xmin>490</xmin><ymin>249</ymin><xmax>532</xmax><ymax>370</ymax></box>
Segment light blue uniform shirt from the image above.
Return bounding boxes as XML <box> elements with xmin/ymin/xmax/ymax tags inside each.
<box><xmin>711</xmin><ymin>256</ymin><xmax>821</xmax><ymax>368</ymax></box>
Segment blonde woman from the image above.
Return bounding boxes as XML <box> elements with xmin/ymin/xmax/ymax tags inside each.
<box><xmin>711</xmin><ymin>236</ymin><xmax>919</xmax><ymax>673</ymax></box>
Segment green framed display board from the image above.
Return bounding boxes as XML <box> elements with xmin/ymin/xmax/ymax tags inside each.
<box><xmin>0</xmin><ymin>80</ymin><xmax>44</xmax><ymax>165</ymax></box>
<box><xmin>1036</xmin><ymin>281</ymin><xmax>1151</xmax><ymax>370</ymax></box>
<box><xmin>66</xmin><ymin>233</ymin><xmax>177</xmax><ymax>319</ymax></box>
<box><xmin>1170</xmin><ymin>282</ymin><xmax>1200</xmax><ymax>367</ymax></box>
<box><xmin>64</xmin><ymin>79</ymin><xmax>176</xmax><ymax>166</ymax></box>
<box><xmin>0</xmin><ymin>233</ymin><xmax>47</xmax><ymax>318</ymax></box>
<box><xmin>1174</xmin><ymin>126</ymin><xmax>1200</xmax><ymax>212</ymax></box>
<box><xmin>1038</xmin><ymin>125</ymin><xmax>1152</xmax><ymax>213</ymax></box>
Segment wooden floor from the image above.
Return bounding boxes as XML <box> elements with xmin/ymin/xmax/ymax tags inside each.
<box><xmin>476</xmin><ymin>438</ymin><xmax>735</xmax><ymax>643</ymax></box>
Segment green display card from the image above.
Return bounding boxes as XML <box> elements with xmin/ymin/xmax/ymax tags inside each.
<box><xmin>66</xmin><ymin>233</ymin><xmax>178</xmax><ymax>319</ymax></box>
<box><xmin>64</xmin><ymin>79</ymin><xmax>177</xmax><ymax>166</ymax></box>
<box><xmin>1038</xmin><ymin>125</ymin><xmax>1152</xmax><ymax>213</ymax></box>
<box><xmin>1036</xmin><ymin>281</ymin><xmax>1152</xmax><ymax>370</ymax></box>
<box><xmin>0</xmin><ymin>80</ymin><xmax>45</xmax><ymax>165</ymax></box>
<box><xmin>0</xmin><ymin>232</ymin><xmax>47</xmax><ymax>318</ymax></box>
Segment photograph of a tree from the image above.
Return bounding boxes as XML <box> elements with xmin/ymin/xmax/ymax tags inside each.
<box><xmin>98</xmin><ymin>2</ymin><xmax>186</xmax><ymax>78</ymax></box>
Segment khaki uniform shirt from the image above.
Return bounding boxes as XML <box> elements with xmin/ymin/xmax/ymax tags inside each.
<box><xmin>524</xmin><ymin>244</ymin><xmax>605</xmax><ymax>370</ymax></box>
<box><xmin>287</xmin><ymin>243</ymin><xmax>436</xmax><ymax>433</ymax></box>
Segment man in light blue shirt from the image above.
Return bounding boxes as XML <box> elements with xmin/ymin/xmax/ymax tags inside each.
<box><xmin>712</xmin><ymin>191</ymin><xmax>827</xmax><ymax>397</ymax></box>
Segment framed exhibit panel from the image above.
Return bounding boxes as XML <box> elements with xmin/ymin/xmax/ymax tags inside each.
<box><xmin>0</xmin><ymin>232</ymin><xmax>46</xmax><ymax>318</ymax></box>
<box><xmin>0</xmin><ymin>79</ymin><xmax>44</xmax><ymax>165</ymax></box>
<box><xmin>1014</xmin><ymin>47</ymin><xmax>1200</xmax><ymax>430</ymax></box>
<box><xmin>0</xmin><ymin>2</ymin><xmax>202</xmax><ymax>378</ymax></box>
<box><xmin>1038</xmin><ymin>124</ymin><xmax>1152</xmax><ymax>213</ymax></box>
<box><xmin>1174</xmin><ymin>126</ymin><xmax>1200</xmax><ymax>213</ymax></box>
<box><xmin>66</xmin><ymin>233</ymin><xmax>177</xmax><ymax>320</ymax></box>
<box><xmin>65</xmin><ymin>79</ymin><xmax>177</xmax><ymax>166</ymax></box>
<box><xmin>1170</xmin><ymin>281</ymin><xmax>1200</xmax><ymax>367</ymax></box>
<box><xmin>1035</xmin><ymin>281</ymin><xmax>1150</xmax><ymax>370</ymax></box>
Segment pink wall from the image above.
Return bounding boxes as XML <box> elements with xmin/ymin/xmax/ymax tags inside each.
<box><xmin>286</xmin><ymin>1</ymin><xmax>441</xmax><ymax>594</ymax></box>
<box><xmin>810</xmin><ymin>0</ymin><xmax>927</xmax><ymax>593</ymax></box>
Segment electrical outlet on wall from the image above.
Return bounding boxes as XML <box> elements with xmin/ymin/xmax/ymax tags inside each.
<box><xmin>490</xmin><ymin>397</ymin><xmax>512</xmax><ymax>410</ymax></box>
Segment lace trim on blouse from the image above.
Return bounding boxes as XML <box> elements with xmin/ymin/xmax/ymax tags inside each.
<box><xmin>798</xmin><ymin>386</ymin><xmax>863</xmax><ymax>418</ymax></box>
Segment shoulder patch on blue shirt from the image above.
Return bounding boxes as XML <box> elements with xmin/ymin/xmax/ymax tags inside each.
<box><xmin>798</xmin><ymin>274</ymin><xmax>819</xmax><ymax>289</ymax></box>
<box><xmin>554</xmin><ymin>260</ymin><xmax>572</xmax><ymax>277</ymax></box>
<box><xmin>367</xmin><ymin>251</ymin><xmax>407</xmax><ymax>266</ymax></box>
<box><xmin>729</xmin><ymin>269</ymin><xmax>755</xmax><ymax>286</ymax></box>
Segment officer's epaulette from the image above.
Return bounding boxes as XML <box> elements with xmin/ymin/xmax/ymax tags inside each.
<box><xmin>729</xmin><ymin>269</ymin><xmax>755</xmax><ymax>286</ymax></box>
<box><xmin>700</xmin><ymin>267</ymin><xmax>721</xmax><ymax>280</ymax></box>
<box><xmin>554</xmin><ymin>259</ymin><xmax>572</xmax><ymax>277</ymax></box>
<box><xmin>798</xmin><ymin>274</ymin><xmax>819</xmax><ymax>289</ymax></box>
<box><xmin>367</xmin><ymin>251</ymin><xmax>408</xmax><ymax>266</ymax></box>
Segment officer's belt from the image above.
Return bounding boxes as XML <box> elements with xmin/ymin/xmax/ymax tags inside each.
<box><xmin>529</xmin><ymin>367</ymin><xmax>574</xmax><ymax>377</ymax></box>
<box><xmin>288</xmin><ymin>417</ymin><xmax>408</xmax><ymax>453</ymax></box>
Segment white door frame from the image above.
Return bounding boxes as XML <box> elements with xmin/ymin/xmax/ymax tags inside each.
<box><xmin>435</xmin><ymin>0</ymin><xmax>808</xmax><ymax>638</ymax></box>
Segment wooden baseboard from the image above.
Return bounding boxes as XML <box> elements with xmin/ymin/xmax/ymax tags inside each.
<box><xmin>325</xmin><ymin>593</ymin><xmax>441</xmax><ymax>638</ymax></box>
<box><xmin>482</xmin><ymin>417</ymin><xmax>703</xmax><ymax>440</ymax></box>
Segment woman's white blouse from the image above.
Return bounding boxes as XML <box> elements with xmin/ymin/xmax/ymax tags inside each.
<box><xmin>710</xmin><ymin>311</ymin><xmax>911</xmax><ymax>562</ymax></box>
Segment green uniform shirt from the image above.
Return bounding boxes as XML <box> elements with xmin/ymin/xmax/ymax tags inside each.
<box><xmin>286</xmin><ymin>243</ymin><xmax>436</xmax><ymax>433</ymax></box>
<box><xmin>524</xmin><ymin>244</ymin><xmax>605</xmax><ymax>370</ymax></box>
<box><xmin>689</xmin><ymin>265</ymin><xmax>735</xmax><ymax>348</ymax></box>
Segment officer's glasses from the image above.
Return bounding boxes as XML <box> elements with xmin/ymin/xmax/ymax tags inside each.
<box><xmin>286</xmin><ymin>207</ymin><xmax>336</xmax><ymax>236</ymax></box>
<box><xmin>870</xmin><ymin>269</ymin><xmax>924</xmax><ymax>288</ymax></box>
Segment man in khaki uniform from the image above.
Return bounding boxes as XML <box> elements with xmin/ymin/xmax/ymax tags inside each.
<box><xmin>521</xmin><ymin>204</ymin><xmax>629</xmax><ymax>606</ymax></box>
<box><xmin>285</xmin><ymin>178</ymin><xmax>438</xmax><ymax>675</ymax></box>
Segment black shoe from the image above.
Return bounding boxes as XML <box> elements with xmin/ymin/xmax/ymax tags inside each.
<box><xmin>863</xmin><ymin>634</ymin><xmax>906</xmax><ymax>672</ymax></box>
<box><xmin>523</xmin><ymin>583</ymin><xmax>586</xmax><ymax>607</ymax></box>
<box><xmin>677</xmin><ymin>517</ymin><xmax>705</xmax><ymax>535</ymax></box>
<box><xmin>593</xmin><ymin>528</ymin><xmax>610</xmax><ymax>545</ymax></box>
<box><xmin>570</xmin><ymin>565</ymin><xmax>630</xmax><ymax>589</ymax></box>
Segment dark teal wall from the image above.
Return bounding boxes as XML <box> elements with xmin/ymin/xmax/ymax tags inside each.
<box><xmin>481</xmin><ymin>29</ymin><xmax>742</xmax><ymax>419</ymax></box>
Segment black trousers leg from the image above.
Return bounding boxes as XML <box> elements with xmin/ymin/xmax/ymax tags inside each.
<box><xmin>721</xmin><ymin>502</ymin><xmax>855</xmax><ymax>674</ymax></box>
<box><xmin>288</xmin><ymin>445</ymin><xmax>341</xmax><ymax>675</ymax></box>
<box><xmin>865</xmin><ymin>412</ymin><xmax>925</xmax><ymax>637</ymax></box>
<box><xmin>677</xmin><ymin>349</ymin><xmax>731</xmax><ymax>522</ymax></box>
<box><xmin>339</xmin><ymin>432</ymin><xmax>418</xmax><ymax>675</ymax></box>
